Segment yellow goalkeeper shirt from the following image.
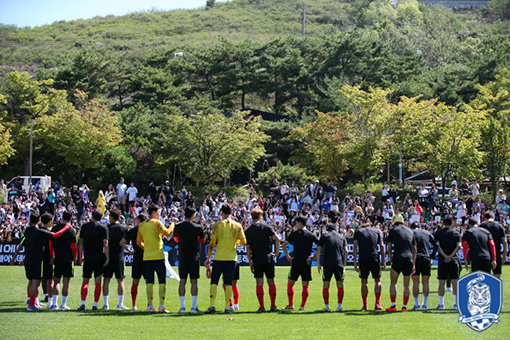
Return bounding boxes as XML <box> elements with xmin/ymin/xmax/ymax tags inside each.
<box><xmin>210</xmin><ymin>218</ymin><xmax>246</xmax><ymax>261</ymax></box>
<box><xmin>137</xmin><ymin>218</ymin><xmax>174</xmax><ymax>261</ymax></box>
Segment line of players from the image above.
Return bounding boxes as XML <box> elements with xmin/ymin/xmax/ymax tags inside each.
<box><xmin>12</xmin><ymin>205</ymin><xmax>506</xmax><ymax>313</ymax></box>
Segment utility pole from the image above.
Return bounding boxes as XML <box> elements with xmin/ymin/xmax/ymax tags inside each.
<box><xmin>399</xmin><ymin>152</ymin><xmax>403</xmax><ymax>184</ymax></box>
<box><xmin>28</xmin><ymin>121</ymin><xmax>34</xmax><ymax>195</ymax></box>
<box><xmin>302</xmin><ymin>3</ymin><xmax>306</xmax><ymax>37</ymax></box>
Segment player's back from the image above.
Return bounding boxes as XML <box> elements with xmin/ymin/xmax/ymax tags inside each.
<box><xmin>320</xmin><ymin>231</ymin><xmax>346</xmax><ymax>266</ymax></box>
<box><xmin>108</xmin><ymin>223</ymin><xmax>127</xmax><ymax>261</ymax></box>
<box><xmin>480</xmin><ymin>221</ymin><xmax>504</xmax><ymax>252</ymax></box>
<box><xmin>413</xmin><ymin>229</ymin><xmax>434</xmax><ymax>259</ymax></box>
<box><xmin>463</xmin><ymin>227</ymin><xmax>491</xmax><ymax>260</ymax></box>
<box><xmin>245</xmin><ymin>222</ymin><xmax>274</xmax><ymax>259</ymax></box>
<box><xmin>354</xmin><ymin>227</ymin><xmax>381</xmax><ymax>262</ymax></box>
<box><xmin>127</xmin><ymin>225</ymin><xmax>143</xmax><ymax>261</ymax></box>
<box><xmin>434</xmin><ymin>227</ymin><xmax>461</xmax><ymax>260</ymax></box>
<box><xmin>174</xmin><ymin>221</ymin><xmax>203</xmax><ymax>260</ymax></box>
<box><xmin>388</xmin><ymin>226</ymin><xmax>414</xmax><ymax>260</ymax></box>
<box><xmin>213</xmin><ymin>219</ymin><xmax>245</xmax><ymax>261</ymax></box>
<box><xmin>81</xmin><ymin>221</ymin><xmax>107</xmax><ymax>261</ymax></box>
<box><xmin>138</xmin><ymin>219</ymin><xmax>164</xmax><ymax>260</ymax></box>
<box><xmin>286</xmin><ymin>229</ymin><xmax>318</xmax><ymax>261</ymax></box>
<box><xmin>24</xmin><ymin>226</ymin><xmax>50</xmax><ymax>263</ymax></box>
<box><xmin>51</xmin><ymin>223</ymin><xmax>76</xmax><ymax>263</ymax></box>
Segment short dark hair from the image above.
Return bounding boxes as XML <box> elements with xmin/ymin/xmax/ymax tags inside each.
<box><xmin>410</xmin><ymin>222</ymin><xmax>419</xmax><ymax>230</ymax></box>
<box><xmin>148</xmin><ymin>205</ymin><xmax>160</xmax><ymax>216</ymax></box>
<box><xmin>484</xmin><ymin>211</ymin><xmax>495</xmax><ymax>220</ymax></box>
<box><xmin>468</xmin><ymin>217</ymin><xmax>478</xmax><ymax>226</ymax></box>
<box><xmin>184</xmin><ymin>207</ymin><xmax>196</xmax><ymax>219</ymax></box>
<box><xmin>443</xmin><ymin>215</ymin><xmax>453</xmax><ymax>226</ymax></box>
<box><xmin>40</xmin><ymin>213</ymin><xmax>53</xmax><ymax>225</ymax></box>
<box><xmin>394</xmin><ymin>221</ymin><xmax>405</xmax><ymax>228</ymax></box>
<box><xmin>136</xmin><ymin>214</ymin><xmax>147</xmax><ymax>223</ymax></box>
<box><xmin>295</xmin><ymin>216</ymin><xmax>307</xmax><ymax>226</ymax></box>
<box><xmin>62</xmin><ymin>211</ymin><xmax>72</xmax><ymax>222</ymax></box>
<box><xmin>221</xmin><ymin>204</ymin><xmax>232</xmax><ymax>216</ymax></box>
<box><xmin>251</xmin><ymin>208</ymin><xmax>263</xmax><ymax>221</ymax></box>
<box><xmin>110</xmin><ymin>209</ymin><xmax>120</xmax><ymax>221</ymax></box>
<box><xmin>91</xmin><ymin>210</ymin><xmax>103</xmax><ymax>221</ymax></box>
<box><xmin>326</xmin><ymin>223</ymin><xmax>338</xmax><ymax>232</ymax></box>
<box><xmin>30</xmin><ymin>213</ymin><xmax>40</xmax><ymax>225</ymax></box>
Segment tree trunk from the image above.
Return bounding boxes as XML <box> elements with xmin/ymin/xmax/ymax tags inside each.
<box><xmin>442</xmin><ymin>174</ymin><xmax>446</xmax><ymax>198</ymax></box>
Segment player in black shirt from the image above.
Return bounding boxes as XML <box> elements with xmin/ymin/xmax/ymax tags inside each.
<box><xmin>77</xmin><ymin>210</ymin><xmax>109</xmax><ymax>310</ymax></box>
<box><xmin>282</xmin><ymin>216</ymin><xmax>319</xmax><ymax>311</ymax></box>
<box><xmin>386</xmin><ymin>221</ymin><xmax>417</xmax><ymax>312</ymax></box>
<box><xmin>102</xmin><ymin>209</ymin><xmax>132</xmax><ymax>310</ymax></box>
<box><xmin>317</xmin><ymin>223</ymin><xmax>348</xmax><ymax>312</ymax></box>
<box><xmin>51</xmin><ymin>211</ymin><xmax>77</xmax><ymax>311</ymax></box>
<box><xmin>434</xmin><ymin>216</ymin><xmax>461</xmax><ymax>310</ymax></box>
<box><xmin>126</xmin><ymin>214</ymin><xmax>146</xmax><ymax>311</ymax></box>
<box><xmin>353</xmin><ymin>222</ymin><xmax>386</xmax><ymax>310</ymax></box>
<box><xmin>245</xmin><ymin>208</ymin><xmax>281</xmax><ymax>313</ymax></box>
<box><xmin>39</xmin><ymin>213</ymin><xmax>56</xmax><ymax>309</ymax></box>
<box><xmin>480</xmin><ymin>211</ymin><xmax>507</xmax><ymax>278</ymax></box>
<box><xmin>173</xmin><ymin>207</ymin><xmax>205</xmax><ymax>314</ymax></box>
<box><xmin>410</xmin><ymin>222</ymin><xmax>436</xmax><ymax>311</ymax></box>
<box><xmin>12</xmin><ymin>213</ymin><xmax>71</xmax><ymax>311</ymax></box>
<box><xmin>462</xmin><ymin>217</ymin><xmax>497</xmax><ymax>274</ymax></box>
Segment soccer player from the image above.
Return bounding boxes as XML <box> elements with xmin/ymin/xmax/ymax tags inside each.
<box><xmin>77</xmin><ymin>210</ymin><xmax>109</xmax><ymax>310</ymax></box>
<box><xmin>103</xmin><ymin>209</ymin><xmax>133</xmax><ymax>310</ymax></box>
<box><xmin>12</xmin><ymin>213</ymin><xmax>71</xmax><ymax>311</ymax></box>
<box><xmin>480</xmin><ymin>211</ymin><xmax>507</xmax><ymax>279</ymax></box>
<box><xmin>282</xmin><ymin>216</ymin><xmax>319</xmax><ymax>311</ymax></box>
<box><xmin>353</xmin><ymin>222</ymin><xmax>386</xmax><ymax>310</ymax></box>
<box><xmin>434</xmin><ymin>215</ymin><xmax>461</xmax><ymax>310</ymax></box>
<box><xmin>40</xmin><ymin>213</ymin><xmax>55</xmax><ymax>309</ymax></box>
<box><xmin>410</xmin><ymin>222</ymin><xmax>436</xmax><ymax>311</ymax></box>
<box><xmin>386</xmin><ymin>221</ymin><xmax>417</xmax><ymax>312</ymax></box>
<box><xmin>204</xmin><ymin>204</ymin><xmax>247</xmax><ymax>314</ymax></box>
<box><xmin>462</xmin><ymin>217</ymin><xmax>497</xmax><ymax>274</ymax></box>
<box><xmin>173</xmin><ymin>207</ymin><xmax>205</xmax><ymax>313</ymax></box>
<box><xmin>126</xmin><ymin>214</ymin><xmax>146</xmax><ymax>310</ymax></box>
<box><xmin>245</xmin><ymin>207</ymin><xmax>281</xmax><ymax>313</ymax></box>
<box><xmin>137</xmin><ymin>205</ymin><xmax>174</xmax><ymax>313</ymax></box>
<box><xmin>316</xmin><ymin>223</ymin><xmax>348</xmax><ymax>312</ymax></box>
<box><xmin>51</xmin><ymin>211</ymin><xmax>77</xmax><ymax>311</ymax></box>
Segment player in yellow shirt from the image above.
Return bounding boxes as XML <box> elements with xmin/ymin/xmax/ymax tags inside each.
<box><xmin>204</xmin><ymin>204</ymin><xmax>246</xmax><ymax>314</ymax></box>
<box><xmin>136</xmin><ymin>205</ymin><xmax>174</xmax><ymax>313</ymax></box>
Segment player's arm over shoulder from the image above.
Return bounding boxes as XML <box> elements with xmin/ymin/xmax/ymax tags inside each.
<box><xmin>236</xmin><ymin>222</ymin><xmax>247</xmax><ymax>246</ymax></box>
<box><xmin>157</xmin><ymin>219</ymin><xmax>173</xmax><ymax>237</ymax></box>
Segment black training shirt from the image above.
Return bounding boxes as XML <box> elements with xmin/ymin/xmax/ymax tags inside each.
<box><xmin>127</xmin><ymin>225</ymin><xmax>143</xmax><ymax>263</ymax></box>
<box><xmin>434</xmin><ymin>227</ymin><xmax>461</xmax><ymax>261</ymax></box>
<box><xmin>108</xmin><ymin>223</ymin><xmax>127</xmax><ymax>262</ymax></box>
<box><xmin>354</xmin><ymin>227</ymin><xmax>383</xmax><ymax>263</ymax></box>
<box><xmin>245</xmin><ymin>222</ymin><xmax>277</xmax><ymax>262</ymax></box>
<box><xmin>480</xmin><ymin>221</ymin><xmax>505</xmax><ymax>256</ymax></box>
<box><xmin>80</xmin><ymin>221</ymin><xmax>108</xmax><ymax>262</ymax></box>
<box><xmin>318</xmin><ymin>231</ymin><xmax>347</xmax><ymax>267</ymax></box>
<box><xmin>388</xmin><ymin>225</ymin><xmax>416</xmax><ymax>260</ymax></box>
<box><xmin>51</xmin><ymin>223</ymin><xmax>77</xmax><ymax>263</ymax></box>
<box><xmin>462</xmin><ymin>227</ymin><xmax>493</xmax><ymax>261</ymax></box>
<box><xmin>173</xmin><ymin>221</ymin><xmax>204</xmax><ymax>261</ymax></box>
<box><xmin>413</xmin><ymin>229</ymin><xmax>436</xmax><ymax>259</ymax></box>
<box><xmin>286</xmin><ymin>229</ymin><xmax>319</xmax><ymax>261</ymax></box>
<box><xmin>23</xmin><ymin>226</ymin><xmax>54</xmax><ymax>264</ymax></box>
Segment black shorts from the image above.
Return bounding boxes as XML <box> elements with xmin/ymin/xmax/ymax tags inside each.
<box><xmin>25</xmin><ymin>261</ymin><xmax>43</xmax><ymax>280</ymax></box>
<box><xmin>471</xmin><ymin>259</ymin><xmax>492</xmax><ymax>274</ymax></box>
<box><xmin>413</xmin><ymin>257</ymin><xmax>431</xmax><ymax>277</ymax></box>
<box><xmin>437</xmin><ymin>259</ymin><xmax>460</xmax><ymax>280</ymax></box>
<box><xmin>179</xmin><ymin>259</ymin><xmax>200</xmax><ymax>280</ymax></box>
<box><xmin>143</xmin><ymin>259</ymin><xmax>166</xmax><ymax>284</ymax></box>
<box><xmin>234</xmin><ymin>262</ymin><xmax>240</xmax><ymax>281</ymax></box>
<box><xmin>104</xmin><ymin>260</ymin><xmax>125</xmax><ymax>279</ymax></box>
<box><xmin>211</xmin><ymin>260</ymin><xmax>236</xmax><ymax>286</ymax></box>
<box><xmin>359</xmin><ymin>261</ymin><xmax>380</xmax><ymax>279</ymax></box>
<box><xmin>322</xmin><ymin>265</ymin><xmax>344</xmax><ymax>282</ymax></box>
<box><xmin>83</xmin><ymin>260</ymin><xmax>105</xmax><ymax>279</ymax></box>
<box><xmin>132</xmin><ymin>260</ymin><xmax>145</xmax><ymax>280</ymax></box>
<box><xmin>492</xmin><ymin>256</ymin><xmax>502</xmax><ymax>275</ymax></box>
<box><xmin>42</xmin><ymin>260</ymin><xmax>53</xmax><ymax>280</ymax></box>
<box><xmin>253</xmin><ymin>259</ymin><xmax>275</xmax><ymax>279</ymax></box>
<box><xmin>54</xmin><ymin>262</ymin><xmax>74</xmax><ymax>278</ymax></box>
<box><xmin>391</xmin><ymin>258</ymin><xmax>413</xmax><ymax>276</ymax></box>
<box><xmin>288</xmin><ymin>260</ymin><xmax>312</xmax><ymax>282</ymax></box>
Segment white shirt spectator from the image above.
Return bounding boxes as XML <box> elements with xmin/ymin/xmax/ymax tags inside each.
<box><xmin>126</xmin><ymin>186</ymin><xmax>138</xmax><ymax>201</ymax></box>
<box><xmin>117</xmin><ymin>183</ymin><xmax>127</xmax><ymax>198</ymax></box>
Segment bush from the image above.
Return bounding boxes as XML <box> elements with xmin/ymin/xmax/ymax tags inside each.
<box><xmin>257</xmin><ymin>161</ymin><xmax>309</xmax><ymax>195</ymax></box>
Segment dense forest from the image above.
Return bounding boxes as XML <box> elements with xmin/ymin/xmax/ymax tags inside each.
<box><xmin>0</xmin><ymin>0</ymin><xmax>509</xmax><ymax>198</ymax></box>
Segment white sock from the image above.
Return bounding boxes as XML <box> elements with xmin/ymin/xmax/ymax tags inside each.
<box><xmin>118</xmin><ymin>295</ymin><xmax>124</xmax><ymax>306</ymax></box>
<box><xmin>325</xmin><ymin>304</ymin><xmax>330</xmax><ymax>309</ymax></box>
<box><xmin>81</xmin><ymin>300</ymin><xmax>86</xmax><ymax>306</ymax></box>
<box><xmin>414</xmin><ymin>297</ymin><xmax>419</xmax><ymax>306</ymax></box>
<box><xmin>180</xmin><ymin>296</ymin><xmax>185</xmax><ymax>308</ymax></box>
<box><xmin>103</xmin><ymin>295</ymin><xmax>108</xmax><ymax>305</ymax></box>
<box><xmin>234</xmin><ymin>304</ymin><xmax>239</xmax><ymax>309</ymax></box>
<box><xmin>36</xmin><ymin>297</ymin><xmax>40</xmax><ymax>305</ymax></box>
<box><xmin>159</xmin><ymin>304</ymin><xmax>164</xmax><ymax>310</ymax></box>
<box><xmin>337</xmin><ymin>303</ymin><xmax>342</xmax><ymax>309</ymax></box>
<box><xmin>453</xmin><ymin>295</ymin><xmax>456</xmax><ymax>305</ymax></box>
<box><xmin>422</xmin><ymin>295</ymin><xmax>428</xmax><ymax>306</ymax></box>
<box><xmin>62</xmin><ymin>296</ymin><xmax>67</xmax><ymax>306</ymax></box>
<box><xmin>93</xmin><ymin>301</ymin><xmax>98</xmax><ymax>307</ymax></box>
<box><xmin>391</xmin><ymin>301</ymin><xmax>396</xmax><ymax>307</ymax></box>
<box><xmin>439</xmin><ymin>296</ymin><xmax>444</xmax><ymax>305</ymax></box>
<box><xmin>54</xmin><ymin>296</ymin><xmax>59</xmax><ymax>307</ymax></box>
<box><xmin>192</xmin><ymin>296</ymin><xmax>198</xmax><ymax>309</ymax></box>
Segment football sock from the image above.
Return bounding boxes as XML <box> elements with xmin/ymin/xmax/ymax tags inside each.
<box><xmin>180</xmin><ymin>296</ymin><xmax>185</xmax><ymax>309</ymax></box>
<box><xmin>438</xmin><ymin>296</ymin><xmax>444</xmax><ymax>305</ymax></box>
<box><xmin>103</xmin><ymin>295</ymin><xmax>108</xmax><ymax>306</ymax></box>
<box><xmin>192</xmin><ymin>296</ymin><xmax>198</xmax><ymax>309</ymax></box>
<box><xmin>118</xmin><ymin>295</ymin><xmax>124</xmax><ymax>306</ymax></box>
<box><xmin>403</xmin><ymin>295</ymin><xmax>409</xmax><ymax>307</ymax></box>
<box><xmin>362</xmin><ymin>294</ymin><xmax>368</xmax><ymax>306</ymax></box>
<box><xmin>233</xmin><ymin>286</ymin><xmax>240</xmax><ymax>305</ymax></box>
<box><xmin>131</xmin><ymin>284</ymin><xmax>138</xmax><ymax>306</ymax></box>
<box><xmin>453</xmin><ymin>295</ymin><xmax>456</xmax><ymax>305</ymax></box>
<box><xmin>390</xmin><ymin>295</ymin><xmax>396</xmax><ymax>307</ymax></box>
<box><xmin>375</xmin><ymin>291</ymin><xmax>381</xmax><ymax>305</ymax></box>
<box><xmin>158</xmin><ymin>284</ymin><xmax>166</xmax><ymax>307</ymax></box>
<box><xmin>323</xmin><ymin>288</ymin><xmax>329</xmax><ymax>305</ymax></box>
<box><xmin>94</xmin><ymin>283</ymin><xmax>101</xmax><ymax>303</ymax></box>
<box><xmin>414</xmin><ymin>296</ymin><xmax>419</xmax><ymax>306</ymax></box>
<box><xmin>268</xmin><ymin>283</ymin><xmax>277</xmax><ymax>307</ymax></box>
<box><xmin>287</xmin><ymin>284</ymin><xmax>295</xmax><ymax>306</ymax></box>
<box><xmin>209</xmin><ymin>284</ymin><xmax>217</xmax><ymax>308</ymax></box>
<box><xmin>62</xmin><ymin>296</ymin><xmax>67</xmax><ymax>306</ymax></box>
<box><xmin>81</xmin><ymin>283</ymin><xmax>88</xmax><ymax>302</ymax></box>
<box><xmin>301</xmin><ymin>286</ymin><xmax>309</xmax><ymax>308</ymax></box>
<box><xmin>256</xmin><ymin>285</ymin><xmax>264</xmax><ymax>309</ymax></box>
<box><xmin>225</xmin><ymin>285</ymin><xmax>233</xmax><ymax>310</ymax></box>
<box><xmin>146</xmin><ymin>283</ymin><xmax>154</xmax><ymax>306</ymax></box>
<box><xmin>337</xmin><ymin>288</ymin><xmax>344</xmax><ymax>304</ymax></box>
<box><xmin>422</xmin><ymin>295</ymin><xmax>428</xmax><ymax>306</ymax></box>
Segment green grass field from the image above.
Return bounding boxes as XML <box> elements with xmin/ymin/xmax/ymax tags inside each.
<box><xmin>0</xmin><ymin>266</ymin><xmax>508</xmax><ymax>339</ymax></box>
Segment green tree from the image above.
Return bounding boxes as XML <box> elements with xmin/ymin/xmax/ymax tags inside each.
<box><xmin>0</xmin><ymin>93</ymin><xmax>14</xmax><ymax>165</ymax></box>
<box><xmin>164</xmin><ymin>111</ymin><xmax>268</xmax><ymax>183</ymax></box>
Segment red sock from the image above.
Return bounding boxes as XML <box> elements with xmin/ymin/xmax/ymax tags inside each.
<box><xmin>256</xmin><ymin>285</ymin><xmax>264</xmax><ymax>309</ymax></box>
<box><xmin>337</xmin><ymin>287</ymin><xmax>344</xmax><ymax>304</ymax></box>
<box><xmin>390</xmin><ymin>294</ymin><xmax>396</xmax><ymax>304</ymax></box>
<box><xmin>287</xmin><ymin>284</ymin><xmax>295</xmax><ymax>306</ymax></box>
<box><xmin>94</xmin><ymin>283</ymin><xmax>101</xmax><ymax>303</ymax></box>
<box><xmin>403</xmin><ymin>295</ymin><xmax>409</xmax><ymax>306</ymax></box>
<box><xmin>301</xmin><ymin>286</ymin><xmax>309</xmax><ymax>308</ymax></box>
<box><xmin>131</xmin><ymin>283</ymin><xmax>138</xmax><ymax>306</ymax></box>
<box><xmin>362</xmin><ymin>294</ymin><xmax>368</xmax><ymax>306</ymax></box>
<box><xmin>81</xmin><ymin>283</ymin><xmax>88</xmax><ymax>301</ymax></box>
<box><xmin>268</xmin><ymin>283</ymin><xmax>277</xmax><ymax>308</ymax></box>
<box><xmin>233</xmin><ymin>286</ymin><xmax>240</xmax><ymax>305</ymax></box>
<box><xmin>322</xmin><ymin>288</ymin><xmax>329</xmax><ymax>305</ymax></box>
<box><xmin>375</xmin><ymin>291</ymin><xmax>381</xmax><ymax>305</ymax></box>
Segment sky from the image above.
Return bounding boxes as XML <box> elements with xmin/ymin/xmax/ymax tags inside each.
<box><xmin>0</xmin><ymin>0</ymin><xmax>229</xmax><ymax>27</ymax></box>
